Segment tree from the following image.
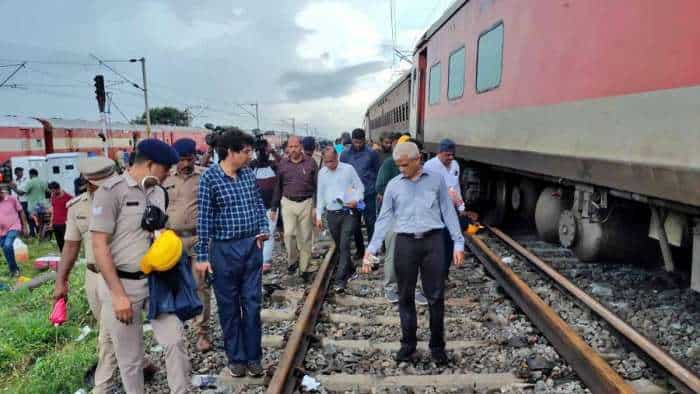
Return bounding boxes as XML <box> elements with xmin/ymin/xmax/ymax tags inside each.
<box><xmin>134</xmin><ymin>106</ymin><xmax>191</xmax><ymax>126</ymax></box>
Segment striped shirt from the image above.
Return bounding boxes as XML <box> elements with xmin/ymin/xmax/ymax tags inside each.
<box><xmin>196</xmin><ymin>164</ymin><xmax>268</xmax><ymax>262</ymax></box>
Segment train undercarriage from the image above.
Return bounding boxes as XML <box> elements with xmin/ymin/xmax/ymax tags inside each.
<box><xmin>460</xmin><ymin>161</ymin><xmax>700</xmax><ymax>291</ymax></box>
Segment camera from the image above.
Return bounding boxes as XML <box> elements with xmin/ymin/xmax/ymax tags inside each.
<box><xmin>205</xmin><ymin>131</ymin><xmax>223</xmax><ymax>150</ymax></box>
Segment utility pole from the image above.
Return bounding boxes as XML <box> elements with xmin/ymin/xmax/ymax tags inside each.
<box><xmin>305</xmin><ymin>122</ymin><xmax>309</xmax><ymax>136</ymax></box>
<box><xmin>254</xmin><ymin>102</ymin><xmax>260</xmax><ymax>131</ymax></box>
<box><xmin>131</xmin><ymin>57</ymin><xmax>151</xmax><ymax>137</ymax></box>
<box><xmin>290</xmin><ymin>117</ymin><xmax>296</xmax><ymax>134</ymax></box>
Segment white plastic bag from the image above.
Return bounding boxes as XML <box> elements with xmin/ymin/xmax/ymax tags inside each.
<box><xmin>13</xmin><ymin>238</ymin><xmax>28</xmax><ymax>263</ymax></box>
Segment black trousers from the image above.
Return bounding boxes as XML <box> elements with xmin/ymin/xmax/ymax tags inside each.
<box><xmin>395</xmin><ymin>231</ymin><xmax>445</xmax><ymax>351</ymax></box>
<box><xmin>53</xmin><ymin>223</ymin><xmax>66</xmax><ymax>252</ymax></box>
<box><xmin>327</xmin><ymin>211</ymin><xmax>359</xmax><ymax>286</ymax></box>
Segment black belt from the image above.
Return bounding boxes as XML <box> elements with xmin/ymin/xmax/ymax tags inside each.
<box><xmin>327</xmin><ymin>209</ymin><xmax>349</xmax><ymax>215</ymax></box>
<box><xmin>396</xmin><ymin>229</ymin><xmax>441</xmax><ymax>240</ymax></box>
<box><xmin>86</xmin><ymin>263</ymin><xmax>99</xmax><ymax>274</ymax></box>
<box><xmin>285</xmin><ymin>196</ymin><xmax>312</xmax><ymax>203</ymax></box>
<box><xmin>116</xmin><ymin>269</ymin><xmax>146</xmax><ymax>280</ymax></box>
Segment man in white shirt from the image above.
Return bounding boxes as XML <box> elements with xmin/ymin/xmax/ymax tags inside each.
<box><xmin>424</xmin><ymin>139</ymin><xmax>467</xmax><ymax>278</ymax></box>
<box><xmin>316</xmin><ymin>147</ymin><xmax>364</xmax><ymax>292</ymax></box>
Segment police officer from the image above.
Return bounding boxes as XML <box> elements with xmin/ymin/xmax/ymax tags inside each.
<box><xmin>54</xmin><ymin>157</ymin><xmax>119</xmax><ymax>389</ymax></box>
<box><xmin>163</xmin><ymin>138</ymin><xmax>212</xmax><ymax>352</ymax></box>
<box><xmin>363</xmin><ymin>142</ymin><xmax>465</xmax><ymax>365</ymax></box>
<box><xmin>91</xmin><ymin>139</ymin><xmax>190</xmax><ymax>393</ymax></box>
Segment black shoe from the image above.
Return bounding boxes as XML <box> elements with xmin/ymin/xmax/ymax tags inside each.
<box><xmin>334</xmin><ymin>283</ymin><xmax>346</xmax><ymax>293</ymax></box>
<box><xmin>228</xmin><ymin>363</ymin><xmax>246</xmax><ymax>377</ymax></box>
<box><xmin>287</xmin><ymin>262</ymin><xmax>298</xmax><ymax>274</ymax></box>
<box><xmin>247</xmin><ymin>361</ymin><xmax>264</xmax><ymax>377</ymax></box>
<box><xmin>431</xmin><ymin>348</ymin><xmax>448</xmax><ymax>365</ymax></box>
<box><xmin>395</xmin><ymin>346</ymin><xmax>416</xmax><ymax>362</ymax></box>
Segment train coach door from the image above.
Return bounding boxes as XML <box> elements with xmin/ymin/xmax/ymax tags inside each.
<box><xmin>416</xmin><ymin>48</ymin><xmax>427</xmax><ymax>143</ymax></box>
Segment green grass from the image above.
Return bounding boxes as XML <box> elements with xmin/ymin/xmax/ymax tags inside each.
<box><xmin>0</xmin><ymin>238</ymin><xmax>96</xmax><ymax>393</ymax></box>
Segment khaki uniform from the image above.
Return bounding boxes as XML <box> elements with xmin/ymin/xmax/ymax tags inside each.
<box><xmin>90</xmin><ymin>173</ymin><xmax>190</xmax><ymax>394</ymax></box>
<box><xmin>64</xmin><ymin>193</ymin><xmax>118</xmax><ymax>389</ymax></box>
<box><xmin>163</xmin><ymin>167</ymin><xmax>210</xmax><ymax>338</ymax></box>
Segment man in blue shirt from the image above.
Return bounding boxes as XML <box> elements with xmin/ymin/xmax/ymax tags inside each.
<box><xmin>340</xmin><ymin>128</ymin><xmax>381</xmax><ymax>258</ymax></box>
<box><xmin>363</xmin><ymin>142</ymin><xmax>465</xmax><ymax>365</ymax></box>
<box><xmin>195</xmin><ymin>129</ymin><xmax>269</xmax><ymax>378</ymax></box>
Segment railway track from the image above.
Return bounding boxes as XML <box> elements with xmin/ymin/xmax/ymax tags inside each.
<box><xmin>193</xmin><ymin>225</ymin><xmax>700</xmax><ymax>393</ymax></box>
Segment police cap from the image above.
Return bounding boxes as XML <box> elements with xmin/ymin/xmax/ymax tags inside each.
<box><xmin>136</xmin><ymin>139</ymin><xmax>180</xmax><ymax>166</ymax></box>
<box><xmin>78</xmin><ymin>156</ymin><xmax>116</xmax><ymax>186</ymax></box>
<box><xmin>172</xmin><ymin>138</ymin><xmax>196</xmax><ymax>157</ymax></box>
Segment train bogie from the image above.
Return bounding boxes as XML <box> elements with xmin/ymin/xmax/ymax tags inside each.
<box><xmin>368</xmin><ymin>0</ymin><xmax>700</xmax><ymax>291</ymax></box>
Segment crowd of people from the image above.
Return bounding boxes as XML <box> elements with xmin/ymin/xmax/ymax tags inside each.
<box><xmin>0</xmin><ymin>126</ymin><xmax>475</xmax><ymax>392</ymax></box>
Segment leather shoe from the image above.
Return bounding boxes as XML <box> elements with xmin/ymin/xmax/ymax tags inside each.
<box><xmin>395</xmin><ymin>346</ymin><xmax>416</xmax><ymax>362</ymax></box>
<box><xmin>431</xmin><ymin>348</ymin><xmax>448</xmax><ymax>365</ymax></box>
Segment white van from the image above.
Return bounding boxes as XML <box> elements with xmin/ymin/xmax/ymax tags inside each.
<box><xmin>11</xmin><ymin>156</ymin><xmax>48</xmax><ymax>183</ymax></box>
<box><xmin>46</xmin><ymin>152</ymin><xmax>87</xmax><ymax>194</ymax></box>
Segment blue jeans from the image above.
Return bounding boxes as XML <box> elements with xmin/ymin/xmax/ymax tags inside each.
<box><xmin>210</xmin><ymin>237</ymin><xmax>263</xmax><ymax>364</ymax></box>
<box><xmin>0</xmin><ymin>230</ymin><xmax>19</xmax><ymax>273</ymax></box>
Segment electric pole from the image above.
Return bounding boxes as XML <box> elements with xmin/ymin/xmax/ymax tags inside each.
<box><xmin>130</xmin><ymin>57</ymin><xmax>151</xmax><ymax>137</ymax></box>
<box><xmin>290</xmin><ymin>117</ymin><xmax>296</xmax><ymax>134</ymax></box>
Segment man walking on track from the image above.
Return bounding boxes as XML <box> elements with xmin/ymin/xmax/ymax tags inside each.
<box><xmin>91</xmin><ymin>139</ymin><xmax>189</xmax><ymax>393</ymax></box>
<box><xmin>164</xmin><ymin>138</ymin><xmax>212</xmax><ymax>352</ymax></box>
<box><xmin>340</xmin><ymin>128</ymin><xmax>381</xmax><ymax>258</ymax></box>
<box><xmin>363</xmin><ymin>142</ymin><xmax>465</xmax><ymax>365</ymax></box>
<box><xmin>270</xmin><ymin>135</ymin><xmax>318</xmax><ymax>283</ymax></box>
<box><xmin>196</xmin><ymin>129</ymin><xmax>269</xmax><ymax>378</ymax></box>
<box><xmin>424</xmin><ymin>138</ymin><xmax>468</xmax><ymax>278</ymax></box>
<box><xmin>316</xmin><ymin>146</ymin><xmax>364</xmax><ymax>292</ymax></box>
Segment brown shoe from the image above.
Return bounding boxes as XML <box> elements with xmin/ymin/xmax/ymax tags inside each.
<box><xmin>196</xmin><ymin>336</ymin><xmax>212</xmax><ymax>352</ymax></box>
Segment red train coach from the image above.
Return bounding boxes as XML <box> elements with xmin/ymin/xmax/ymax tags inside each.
<box><xmin>400</xmin><ymin>0</ymin><xmax>700</xmax><ymax>290</ymax></box>
<box><xmin>0</xmin><ymin>115</ymin><xmax>207</xmax><ymax>163</ymax></box>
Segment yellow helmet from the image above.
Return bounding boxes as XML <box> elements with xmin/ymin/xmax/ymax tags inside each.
<box><xmin>140</xmin><ymin>230</ymin><xmax>183</xmax><ymax>274</ymax></box>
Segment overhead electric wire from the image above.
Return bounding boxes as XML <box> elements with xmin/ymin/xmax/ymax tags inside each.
<box><xmin>108</xmin><ymin>97</ymin><xmax>133</xmax><ymax>123</ymax></box>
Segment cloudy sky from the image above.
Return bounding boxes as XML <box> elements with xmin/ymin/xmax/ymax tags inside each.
<box><xmin>0</xmin><ymin>0</ymin><xmax>453</xmax><ymax>138</ymax></box>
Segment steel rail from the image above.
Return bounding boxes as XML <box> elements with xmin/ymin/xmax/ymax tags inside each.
<box><xmin>267</xmin><ymin>244</ymin><xmax>336</xmax><ymax>394</ymax></box>
<box><xmin>465</xmin><ymin>233</ymin><xmax>635</xmax><ymax>394</ymax></box>
<box><xmin>488</xmin><ymin>226</ymin><xmax>700</xmax><ymax>394</ymax></box>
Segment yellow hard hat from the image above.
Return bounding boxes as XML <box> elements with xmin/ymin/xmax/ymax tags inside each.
<box><xmin>397</xmin><ymin>135</ymin><xmax>411</xmax><ymax>144</ymax></box>
<box><xmin>140</xmin><ymin>230</ymin><xmax>183</xmax><ymax>274</ymax></box>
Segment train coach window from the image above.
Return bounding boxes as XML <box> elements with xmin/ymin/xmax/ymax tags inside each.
<box><xmin>476</xmin><ymin>22</ymin><xmax>504</xmax><ymax>93</ymax></box>
<box><xmin>429</xmin><ymin>62</ymin><xmax>441</xmax><ymax>105</ymax></box>
<box><xmin>448</xmin><ymin>46</ymin><xmax>466</xmax><ymax>100</ymax></box>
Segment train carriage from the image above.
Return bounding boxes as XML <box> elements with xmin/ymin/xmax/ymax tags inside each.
<box><xmin>368</xmin><ymin>0</ymin><xmax>700</xmax><ymax>291</ymax></box>
<box><xmin>0</xmin><ymin>115</ymin><xmax>207</xmax><ymax>163</ymax></box>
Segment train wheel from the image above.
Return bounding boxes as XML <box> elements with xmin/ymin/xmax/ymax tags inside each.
<box><xmin>483</xmin><ymin>178</ymin><xmax>509</xmax><ymax>226</ymax></box>
<box><xmin>535</xmin><ymin>187</ymin><xmax>566</xmax><ymax>243</ymax></box>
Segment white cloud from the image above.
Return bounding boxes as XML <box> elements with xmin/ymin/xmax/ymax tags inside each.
<box><xmin>295</xmin><ymin>1</ymin><xmax>383</xmax><ymax>68</ymax></box>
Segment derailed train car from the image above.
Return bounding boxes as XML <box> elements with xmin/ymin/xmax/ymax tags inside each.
<box><xmin>369</xmin><ymin>0</ymin><xmax>700</xmax><ymax>291</ymax></box>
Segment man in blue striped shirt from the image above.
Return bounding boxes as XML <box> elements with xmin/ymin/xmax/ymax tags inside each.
<box><xmin>195</xmin><ymin>129</ymin><xmax>269</xmax><ymax>378</ymax></box>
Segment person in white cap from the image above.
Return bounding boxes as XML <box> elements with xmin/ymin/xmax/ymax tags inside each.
<box><xmin>53</xmin><ymin>156</ymin><xmax>121</xmax><ymax>388</ymax></box>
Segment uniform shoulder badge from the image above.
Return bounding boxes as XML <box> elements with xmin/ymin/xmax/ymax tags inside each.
<box><xmin>102</xmin><ymin>175</ymin><xmax>124</xmax><ymax>190</ymax></box>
